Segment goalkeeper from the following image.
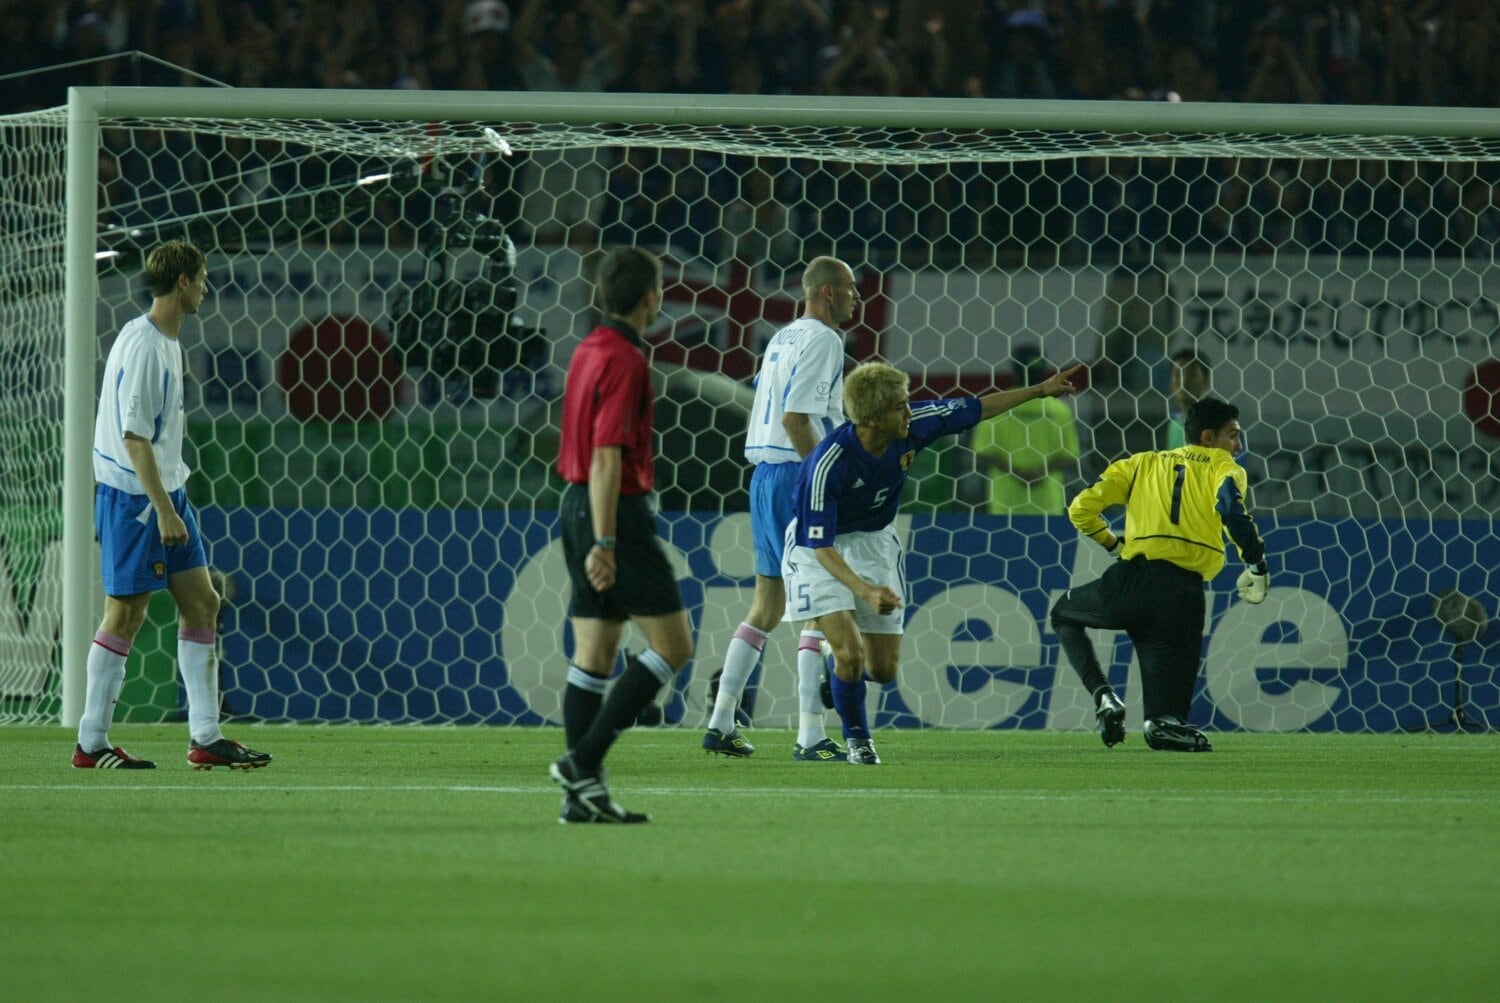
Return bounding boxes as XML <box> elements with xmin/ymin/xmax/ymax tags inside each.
<box><xmin>1050</xmin><ymin>396</ymin><xmax>1268</xmax><ymax>752</ymax></box>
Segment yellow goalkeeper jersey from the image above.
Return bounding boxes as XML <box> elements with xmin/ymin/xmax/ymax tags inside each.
<box><xmin>1068</xmin><ymin>446</ymin><xmax>1252</xmax><ymax>581</ymax></box>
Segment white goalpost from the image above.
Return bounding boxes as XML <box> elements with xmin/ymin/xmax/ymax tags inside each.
<box><xmin>1</xmin><ymin>86</ymin><xmax>1496</xmax><ymax>731</ymax></box>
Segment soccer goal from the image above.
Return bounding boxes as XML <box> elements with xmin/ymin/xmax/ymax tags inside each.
<box><xmin>3</xmin><ymin>87</ymin><xmax>1497</xmax><ymax>732</ymax></box>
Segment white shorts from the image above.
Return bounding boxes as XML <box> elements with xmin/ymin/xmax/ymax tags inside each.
<box><xmin>781</xmin><ymin>521</ymin><xmax>905</xmax><ymax>635</ymax></box>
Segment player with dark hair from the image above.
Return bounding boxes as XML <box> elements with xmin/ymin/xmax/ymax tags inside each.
<box><xmin>1050</xmin><ymin>395</ymin><xmax>1269</xmax><ymax>752</ymax></box>
<box><xmin>549</xmin><ymin>245</ymin><xmax>694</xmax><ymax>824</ymax></box>
<box><xmin>701</xmin><ymin>255</ymin><xmax>856</xmax><ymax>763</ymax></box>
<box><xmin>77</xmin><ymin>240</ymin><xmax>271</xmax><ymax>770</ymax></box>
<box><xmin>785</xmin><ymin>359</ymin><xmax>1082</xmax><ymax>764</ymax></box>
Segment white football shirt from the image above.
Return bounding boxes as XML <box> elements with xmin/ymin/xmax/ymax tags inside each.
<box><xmin>93</xmin><ymin>313</ymin><xmax>190</xmax><ymax>494</ymax></box>
<box><xmin>744</xmin><ymin>317</ymin><xmax>845</xmax><ymax>465</ymax></box>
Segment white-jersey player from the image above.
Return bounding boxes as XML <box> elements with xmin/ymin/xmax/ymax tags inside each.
<box><xmin>701</xmin><ymin>256</ymin><xmax>858</xmax><ymax>761</ymax></box>
<box><xmin>75</xmin><ymin>240</ymin><xmax>271</xmax><ymax>772</ymax></box>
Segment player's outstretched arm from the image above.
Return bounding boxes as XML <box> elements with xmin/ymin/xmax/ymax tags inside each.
<box><xmin>978</xmin><ymin>363</ymin><xmax>1083</xmax><ymax>420</ymax></box>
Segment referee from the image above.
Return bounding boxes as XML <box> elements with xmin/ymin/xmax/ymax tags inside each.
<box><xmin>1050</xmin><ymin>396</ymin><xmax>1269</xmax><ymax>752</ymax></box>
<box><xmin>548</xmin><ymin>246</ymin><xmax>694</xmax><ymax>823</ymax></box>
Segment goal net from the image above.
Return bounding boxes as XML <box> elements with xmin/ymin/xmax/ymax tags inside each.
<box><xmin>5</xmin><ymin>89</ymin><xmax>1498</xmax><ymax>733</ymax></box>
<box><xmin>0</xmin><ymin>110</ymin><xmax>66</xmax><ymax>723</ymax></box>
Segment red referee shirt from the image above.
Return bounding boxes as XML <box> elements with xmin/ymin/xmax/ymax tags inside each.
<box><xmin>557</xmin><ymin>320</ymin><xmax>656</xmax><ymax>495</ymax></box>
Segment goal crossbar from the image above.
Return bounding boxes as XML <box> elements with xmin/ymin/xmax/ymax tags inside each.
<box><xmin>49</xmin><ymin>86</ymin><xmax>1500</xmax><ymax>727</ymax></box>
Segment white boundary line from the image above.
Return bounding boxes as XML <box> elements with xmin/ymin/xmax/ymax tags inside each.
<box><xmin>0</xmin><ymin>784</ymin><xmax>1492</xmax><ymax>805</ymax></box>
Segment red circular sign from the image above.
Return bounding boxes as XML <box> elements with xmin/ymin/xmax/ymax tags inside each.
<box><xmin>278</xmin><ymin>316</ymin><xmax>402</xmax><ymax>422</ymax></box>
<box><xmin>1463</xmin><ymin>359</ymin><xmax>1500</xmax><ymax>440</ymax></box>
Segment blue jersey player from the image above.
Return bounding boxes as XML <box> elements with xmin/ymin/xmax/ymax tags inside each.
<box><xmin>783</xmin><ymin>360</ymin><xmax>1082</xmax><ymax>764</ymax></box>
<box><xmin>702</xmin><ymin>256</ymin><xmax>856</xmax><ymax>763</ymax></box>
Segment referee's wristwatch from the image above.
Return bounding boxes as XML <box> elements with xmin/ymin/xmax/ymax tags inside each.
<box><xmin>594</xmin><ymin>536</ymin><xmax>616</xmax><ymax>551</ymax></box>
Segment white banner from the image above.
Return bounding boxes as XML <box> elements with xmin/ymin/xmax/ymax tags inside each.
<box><xmin>1171</xmin><ymin>252</ymin><xmax>1500</xmax><ymax>439</ymax></box>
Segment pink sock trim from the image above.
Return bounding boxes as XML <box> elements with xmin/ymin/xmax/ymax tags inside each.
<box><xmin>178</xmin><ymin>627</ymin><xmax>216</xmax><ymax>645</ymax></box>
<box><xmin>733</xmin><ymin>623</ymin><xmax>769</xmax><ymax>651</ymax></box>
<box><xmin>798</xmin><ymin>632</ymin><xmax>824</xmax><ymax>653</ymax></box>
<box><xmin>93</xmin><ymin>631</ymin><xmax>132</xmax><ymax>656</ymax></box>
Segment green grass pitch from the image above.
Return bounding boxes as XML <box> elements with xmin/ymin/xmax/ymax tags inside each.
<box><xmin>2</xmin><ymin>725</ymin><xmax>1496</xmax><ymax>1001</ymax></box>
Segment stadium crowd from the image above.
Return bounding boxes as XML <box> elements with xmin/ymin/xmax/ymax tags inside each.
<box><xmin>7</xmin><ymin>1</ymin><xmax>1500</xmax><ymax>109</ymax></box>
<box><xmin>9</xmin><ymin>1</ymin><xmax>1500</xmax><ymax>267</ymax></box>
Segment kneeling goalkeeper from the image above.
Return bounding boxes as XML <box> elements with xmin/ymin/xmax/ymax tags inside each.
<box><xmin>1051</xmin><ymin>396</ymin><xmax>1269</xmax><ymax>752</ymax></box>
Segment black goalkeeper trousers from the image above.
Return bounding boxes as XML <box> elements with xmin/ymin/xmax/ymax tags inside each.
<box><xmin>1050</xmin><ymin>556</ymin><xmax>1206</xmax><ymax>722</ymax></box>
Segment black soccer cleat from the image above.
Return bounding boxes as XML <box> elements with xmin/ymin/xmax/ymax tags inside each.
<box><xmin>846</xmin><ymin>737</ymin><xmax>881</xmax><ymax>765</ymax></box>
<box><xmin>1096</xmin><ymin>690</ymin><xmax>1127</xmax><ymax>748</ymax></box>
<box><xmin>1143</xmin><ymin>717</ymin><xmax>1213</xmax><ymax>752</ymax></box>
<box><xmin>72</xmin><ymin>744</ymin><xmax>156</xmax><ymax>769</ymax></box>
<box><xmin>187</xmin><ymin>738</ymin><xmax>272</xmax><ymax>770</ymax></box>
<box><xmin>550</xmin><ymin>754</ymin><xmax>649</xmax><ymax>823</ymax></box>
<box><xmin>559</xmin><ymin>792</ymin><xmax>649</xmax><ymax>825</ymax></box>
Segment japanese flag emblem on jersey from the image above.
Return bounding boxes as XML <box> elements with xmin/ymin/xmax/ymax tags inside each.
<box><xmin>900</xmin><ymin>451</ymin><xmax>915</xmax><ymax>470</ymax></box>
<box><xmin>809</xmin><ymin>526</ymin><xmax>824</xmax><ymax>540</ymax></box>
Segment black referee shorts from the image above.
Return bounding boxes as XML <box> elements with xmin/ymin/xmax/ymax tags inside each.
<box><xmin>560</xmin><ymin>483</ymin><xmax>685</xmax><ymax>621</ymax></box>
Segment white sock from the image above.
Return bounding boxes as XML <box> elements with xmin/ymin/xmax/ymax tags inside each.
<box><xmin>78</xmin><ymin>631</ymin><xmax>130</xmax><ymax>751</ymax></box>
<box><xmin>708</xmin><ymin>622</ymin><xmax>767</xmax><ymax>733</ymax></box>
<box><xmin>796</xmin><ymin>631</ymin><xmax>830</xmax><ymax>748</ymax></box>
<box><xmin>178</xmin><ymin>629</ymin><xmax>224</xmax><ymax>746</ymax></box>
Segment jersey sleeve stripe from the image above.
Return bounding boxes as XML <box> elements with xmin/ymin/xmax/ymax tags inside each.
<box><xmin>809</xmin><ymin>442</ymin><xmax>843</xmax><ymax>511</ymax></box>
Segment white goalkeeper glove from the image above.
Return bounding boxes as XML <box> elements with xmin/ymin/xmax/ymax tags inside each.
<box><xmin>1236</xmin><ymin>563</ymin><xmax>1269</xmax><ymax>604</ymax></box>
<box><xmin>1103</xmin><ymin>536</ymin><xmax>1123</xmax><ymax>558</ymax></box>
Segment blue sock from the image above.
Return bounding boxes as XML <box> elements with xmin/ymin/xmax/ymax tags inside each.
<box><xmin>829</xmin><ymin>672</ymin><xmax>870</xmax><ymax>741</ymax></box>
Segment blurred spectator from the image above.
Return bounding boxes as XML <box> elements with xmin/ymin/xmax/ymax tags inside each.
<box><xmin>5</xmin><ymin>0</ymin><xmax>1500</xmax><ymax>117</ymax></box>
<box><xmin>971</xmin><ymin>343</ymin><xmax>1081</xmax><ymax>516</ymax></box>
<box><xmin>511</xmin><ymin>0</ymin><xmax>626</xmax><ymax>245</ymax></box>
<box><xmin>897</xmin><ymin>9</ymin><xmax>955</xmax><ymax>97</ymax></box>
<box><xmin>1050</xmin><ymin>1</ymin><xmax>1140</xmax><ymax>101</ymax></box>
<box><xmin>1244</xmin><ymin>31</ymin><xmax>1323</xmax><ymax>104</ymax></box>
<box><xmin>1161</xmin><ymin>43</ymin><xmax>1219</xmax><ymax>102</ymax></box>
<box><xmin>111</xmin><ymin>127</ymin><xmax>209</xmax><ymax>227</ymax></box>
<box><xmin>1088</xmin><ymin>264</ymin><xmax>1172</xmax><ymax>476</ymax></box>
<box><xmin>514</xmin><ymin>0</ymin><xmax>623</xmax><ymax>93</ymax></box>
<box><xmin>721</xmin><ymin>165</ymin><xmax>802</xmax><ymax>278</ymax></box>
<box><xmin>600</xmin><ymin>148</ymin><xmax>673</xmax><ymax>252</ymax></box>
<box><xmin>798</xmin><ymin>156</ymin><xmax>905</xmax><ymax>267</ymax></box>
<box><xmin>1164</xmin><ymin>348</ymin><xmax>1211</xmax><ymax>450</ymax></box>
<box><xmin>983</xmin><ymin>7</ymin><xmax>1063</xmax><ymax>100</ymax></box>
<box><xmin>644</xmin><ymin>0</ymin><xmax>729</xmax><ymax>94</ymax></box>
<box><xmin>9</xmin><ymin>0</ymin><xmax>1500</xmax><ymax>289</ymax></box>
<box><xmin>456</xmin><ymin>0</ymin><xmax>519</xmax><ymax>91</ymax></box>
<box><xmin>715</xmin><ymin>0</ymin><xmax>832</xmax><ymax>96</ymax></box>
<box><xmin>821</xmin><ymin>2</ymin><xmax>901</xmax><ymax>96</ymax></box>
<box><xmin>1073</xmin><ymin>157</ymin><xmax>1160</xmax><ymax>266</ymax></box>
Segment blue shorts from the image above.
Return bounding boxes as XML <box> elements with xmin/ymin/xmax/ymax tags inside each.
<box><xmin>96</xmin><ymin>484</ymin><xmax>208</xmax><ymax>597</ymax></box>
<box><xmin>750</xmin><ymin>462</ymin><xmax>800</xmax><ymax>578</ymax></box>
